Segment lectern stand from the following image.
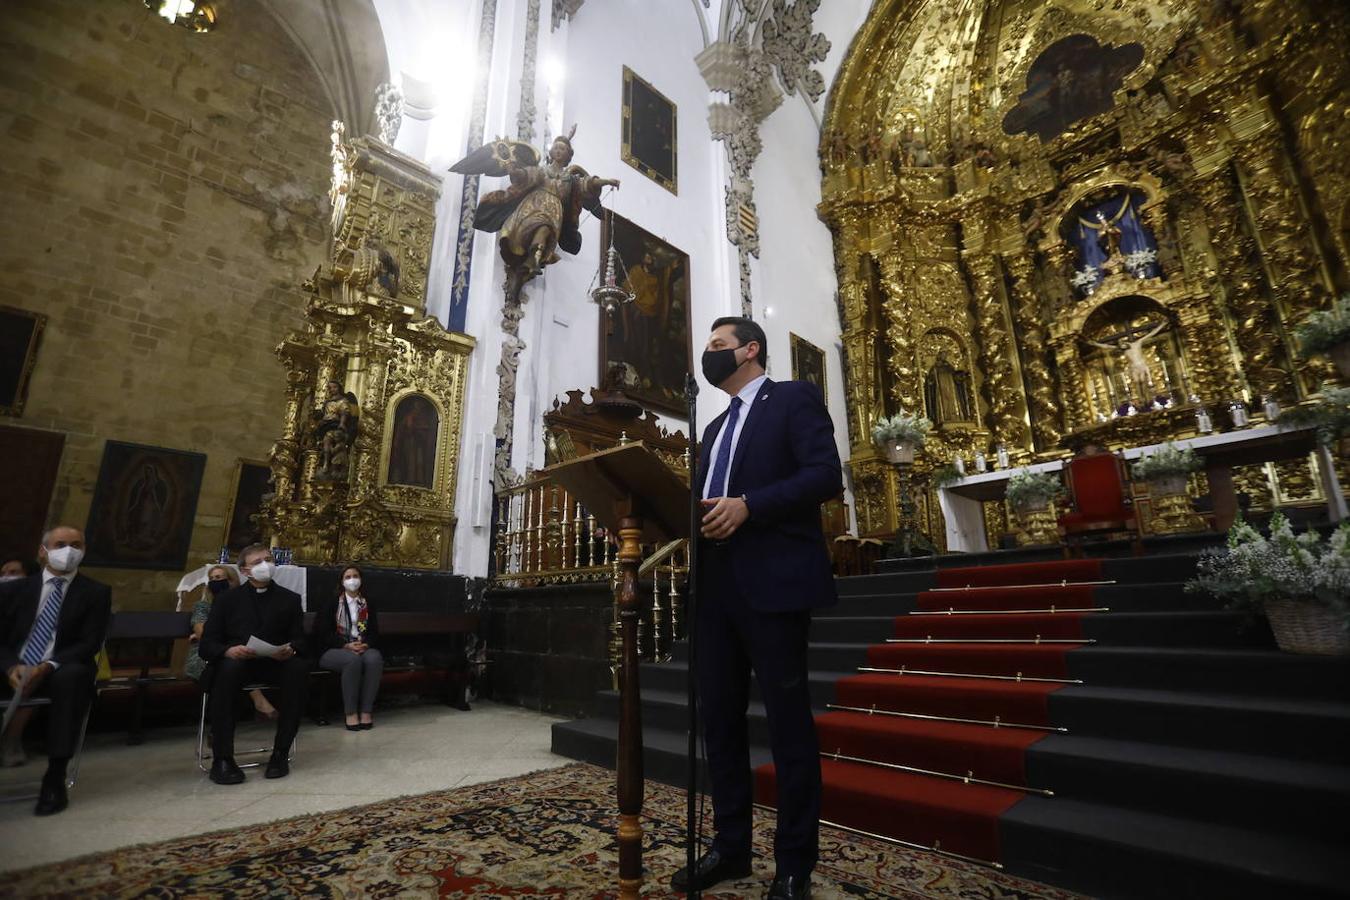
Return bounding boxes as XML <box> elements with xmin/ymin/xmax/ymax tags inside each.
<box><xmin>547</xmin><ymin>441</ymin><xmax>689</xmax><ymax>899</ymax></box>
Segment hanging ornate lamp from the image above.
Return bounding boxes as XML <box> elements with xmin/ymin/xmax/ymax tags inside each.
<box><xmin>145</xmin><ymin>0</ymin><xmax>218</xmax><ymax>33</ymax></box>
<box><xmin>589</xmin><ymin>211</ymin><xmax>635</xmax><ymax>316</ymax></box>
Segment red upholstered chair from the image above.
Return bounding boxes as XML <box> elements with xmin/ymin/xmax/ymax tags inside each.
<box><xmin>1057</xmin><ymin>451</ymin><xmax>1142</xmax><ymax>555</ymax></box>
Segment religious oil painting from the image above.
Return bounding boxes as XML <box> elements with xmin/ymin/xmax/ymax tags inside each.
<box><xmin>621</xmin><ymin>66</ymin><xmax>678</xmax><ymax>193</ymax></box>
<box><xmin>1002</xmin><ymin>34</ymin><xmax>1145</xmax><ymax>143</ymax></box>
<box><xmin>387</xmin><ymin>393</ymin><xmax>439</xmax><ymax>489</ymax></box>
<box><xmin>790</xmin><ymin>333</ymin><xmax>827</xmax><ymax>404</ymax></box>
<box><xmin>222</xmin><ymin>460</ymin><xmax>271</xmax><ymax>554</ymax></box>
<box><xmin>0</xmin><ymin>305</ymin><xmax>46</xmax><ymax>417</ymax></box>
<box><xmin>599</xmin><ymin>213</ymin><xmax>692</xmax><ymax>417</ymax></box>
<box><xmin>84</xmin><ymin>441</ymin><xmax>206</xmax><ymax>570</ymax></box>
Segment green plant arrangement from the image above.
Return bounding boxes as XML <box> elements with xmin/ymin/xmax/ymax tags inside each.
<box><xmin>1005</xmin><ymin>470</ymin><xmax>1065</xmax><ymax>511</ymax></box>
<box><xmin>1188</xmin><ymin>513</ymin><xmax>1350</xmax><ymax>655</ymax></box>
<box><xmin>931</xmin><ymin>463</ymin><xmax>965</xmax><ymax>488</ymax></box>
<box><xmin>1277</xmin><ymin>386</ymin><xmax>1350</xmax><ymax>448</ymax></box>
<box><xmin>870</xmin><ymin>410</ymin><xmax>933</xmax><ymax>446</ymax></box>
<box><xmin>1295</xmin><ymin>292</ymin><xmax>1350</xmax><ymax>358</ymax></box>
<box><xmin>1132</xmin><ymin>442</ymin><xmax>1202</xmax><ymax>496</ymax></box>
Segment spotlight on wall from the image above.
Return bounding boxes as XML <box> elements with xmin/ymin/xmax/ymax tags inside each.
<box><xmin>145</xmin><ymin>0</ymin><xmax>217</xmax><ymax>33</ymax></box>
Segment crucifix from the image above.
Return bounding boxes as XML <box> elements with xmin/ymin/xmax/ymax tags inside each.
<box><xmin>1087</xmin><ymin>318</ymin><xmax>1168</xmax><ymax>404</ymax></box>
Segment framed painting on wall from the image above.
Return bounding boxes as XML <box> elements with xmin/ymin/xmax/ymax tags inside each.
<box><xmin>222</xmin><ymin>459</ymin><xmax>272</xmax><ymax>554</ymax></box>
<box><xmin>84</xmin><ymin>441</ymin><xmax>207</xmax><ymax>570</ymax></box>
<box><xmin>621</xmin><ymin>66</ymin><xmax>677</xmax><ymax>194</ymax></box>
<box><xmin>0</xmin><ymin>305</ymin><xmax>46</xmax><ymax>417</ymax></box>
<box><xmin>790</xmin><ymin>333</ymin><xmax>827</xmax><ymax>403</ymax></box>
<box><xmin>599</xmin><ymin>212</ymin><xmax>692</xmax><ymax>417</ymax></box>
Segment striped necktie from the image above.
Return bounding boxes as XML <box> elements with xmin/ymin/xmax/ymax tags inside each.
<box><xmin>20</xmin><ymin>577</ymin><xmax>66</xmax><ymax>666</ymax></box>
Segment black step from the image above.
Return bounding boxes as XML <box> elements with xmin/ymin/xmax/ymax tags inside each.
<box><xmin>1027</xmin><ymin>733</ymin><xmax>1350</xmax><ymax>837</ymax></box>
<box><xmin>1001</xmin><ymin>795</ymin><xmax>1345</xmax><ymax>900</ymax></box>
<box><xmin>1065</xmin><ymin>646</ymin><xmax>1350</xmax><ymax>700</ymax></box>
<box><xmin>1047</xmin><ymin>684</ymin><xmax>1350</xmax><ymax>763</ymax></box>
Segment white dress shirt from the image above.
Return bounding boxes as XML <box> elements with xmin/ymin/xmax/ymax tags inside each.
<box><xmin>702</xmin><ymin>374</ymin><xmax>769</xmax><ymax>499</ymax></box>
<box><xmin>27</xmin><ymin>570</ymin><xmax>72</xmax><ymax>669</ymax></box>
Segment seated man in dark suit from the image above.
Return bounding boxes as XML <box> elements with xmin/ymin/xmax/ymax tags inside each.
<box><xmin>198</xmin><ymin>543</ymin><xmax>308</xmax><ymax>784</ymax></box>
<box><xmin>0</xmin><ymin>526</ymin><xmax>112</xmax><ymax>815</ymax></box>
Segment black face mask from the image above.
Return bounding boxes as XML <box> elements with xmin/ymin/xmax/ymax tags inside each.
<box><xmin>701</xmin><ymin>346</ymin><xmax>744</xmax><ymax>387</ymax></box>
<box><xmin>208</xmin><ymin>579</ymin><xmax>230</xmax><ymax>596</ymax></box>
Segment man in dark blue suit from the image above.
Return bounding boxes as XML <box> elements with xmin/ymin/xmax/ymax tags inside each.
<box><xmin>671</xmin><ymin>317</ymin><xmax>842</xmax><ymax>900</ymax></box>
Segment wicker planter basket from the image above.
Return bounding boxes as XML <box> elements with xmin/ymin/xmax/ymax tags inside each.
<box><xmin>883</xmin><ymin>441</ymin><xmax>916</xmax><ymax>465</ymax></box>
<box><xmin>1264</xmin><ymin>599</ymin><xmax>1350</xmax><ymax>656</ymax></box>
<box><xmin>1148</xmin><ymin>473</ymin><xmax>1190</xmax><ymax>497</ymax></box>
<box><xmin>1329</xmin><ymin>341</ymin><xmax>1350</xmax><ymax>379</ymax></box>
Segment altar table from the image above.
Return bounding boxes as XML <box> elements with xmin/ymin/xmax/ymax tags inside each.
<box><xmin>938</xmin><ymin>424</ymin><xmax>1347</xmax><ymax>553</ymax></box>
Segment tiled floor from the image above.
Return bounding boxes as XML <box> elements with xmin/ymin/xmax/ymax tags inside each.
<box><xmin>0</xmin><ymin>701</ymin><xmax>568</xmax><ymax>872</ymax></box>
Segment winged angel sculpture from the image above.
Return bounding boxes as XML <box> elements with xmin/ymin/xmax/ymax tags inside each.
<box><xmin>451</xmin><ymin>126</ymin><xmax>620</xmax><ymax>303</ymax></box>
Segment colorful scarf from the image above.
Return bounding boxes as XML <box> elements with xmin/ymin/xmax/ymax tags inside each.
<box><xmin>338</xmin><ymin>594</ymin><xmax>368</xmax><ymax>641</ymax></box>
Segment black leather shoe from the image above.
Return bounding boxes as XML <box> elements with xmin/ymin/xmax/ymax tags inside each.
<box><xmin>766</xmin><ymin>873</ymin><xmax>811</xmax><ymax>900</ymax></box>
<box><xmin>34</xmin><ymin>780</ymin><xmax>68</xmax><ymax>816</ymax></box>
<box><xmin>264</xmin><ymin>752</ymin><xmax>290</xmax><ymax>779</ymax></box>
<box><xmin>669</xmin><ymin>849</ymin><xmax>753</xmax><ymax>892</ymax></box>
<box><xmin>209</xmin><ymin>757</ymin><xmax>245</xmax><ymax>785</ymax></box>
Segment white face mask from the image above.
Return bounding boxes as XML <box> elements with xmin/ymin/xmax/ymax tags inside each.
<box><xmin>45</xmin><ymin>546</ymin><xmax>84</xmax><ymax>574</ymax></box>
<box><xmin>343</xmin><ymin>577</ymin><xmax>361</xmax><ymax>593</ymax></box>
<box><xmin>247</xmin><ymin>560</ymin><xmax>275</xmax><ymax>583</ymax></box>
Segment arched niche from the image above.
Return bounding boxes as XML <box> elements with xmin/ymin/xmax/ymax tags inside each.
<box><xmin>917</xmin><ymin>328</ymin><xmax>977</xmax><ymax>429</ymax></box>
<box><xmin>383</xmin><ymin>391</ymin><xmax>442</xmax><ymax>490</ymax></box>
<box><xmin>1076</xmin><ymin>295</ymin><xmax>1189</xmax><ymax>418</ymax></box>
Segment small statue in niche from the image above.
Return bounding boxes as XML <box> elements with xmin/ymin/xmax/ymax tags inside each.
<box><xmin>923</xmin><ymin>352</ymin><xmax>975</xmax><ymax>426</ymax></box>
<box><xmin>313</xmin><ymin>380</ymin><xmax>359</xmax><ymax>481</ymax></box>
<box><xmin>451</xmin><ymin>125</ymin><xmax>620</xmax><ymax>304</ymax></box>
<box><xmin>1023</xmin><ymin>196</ymin><xmax>1053</xmax><ymax>240</ymax></box>
<box><xmin>1150</xmin><ymin>145</ymin><xmax>1191</xmax><ymax>180</ymax></box>
<box><xmin>1087</xmin><ymin>320</ymin><xmax>1169</xmax><ymax>404</ymax></box>
<box><xmin>1096</xmin><ymin>210</ymin><xmax>1123</xmax><ymax>260</ymax></box>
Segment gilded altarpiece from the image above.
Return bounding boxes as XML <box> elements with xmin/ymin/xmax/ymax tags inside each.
<box><xmin>821</xmin><ymin>0</ymin><xmax>1349</xmax><ymax>540</ymax></box>
<box><xmin>266</xmin><ymin>131</ymin><xmax>475</xmax><ymax>568</ymax></box>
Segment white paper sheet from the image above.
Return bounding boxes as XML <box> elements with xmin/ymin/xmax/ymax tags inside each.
<box><xmin>245</xmin><ymin>636</ymin><xmax>286</xmax><ymax>658</ymax></box>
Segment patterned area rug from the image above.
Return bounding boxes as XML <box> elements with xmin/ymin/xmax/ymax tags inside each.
<box><xmin>4</xmin><ymin>763</ymin><xmax>1081</xmax><ymax>898</ymax></box>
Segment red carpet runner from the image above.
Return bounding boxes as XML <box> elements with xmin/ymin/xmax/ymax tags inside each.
<box><xmin>755</xmin><ymin>559</ymin><xmax>1104</xmax><ymax>864</ymax></box>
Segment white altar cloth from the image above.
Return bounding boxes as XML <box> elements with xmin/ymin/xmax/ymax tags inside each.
<box><xmin>938</xmin><ymin>424</ymin><xmax>1346</xmax><ymax>553</ymax></box>
<box><xmin>174</xmin><ymin>564</ymin><xmax>308</xmax><ymax>611</ymax></box>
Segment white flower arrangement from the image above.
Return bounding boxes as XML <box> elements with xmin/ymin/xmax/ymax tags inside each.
<box><xmin>871</xmin><ymin>410</ymin><xmax>932</xmax><ymax>447</ymax></box>
<box><xmin>1123</xmin><ymin>248</ymin><xmax>1158</xmax><ymax>278</ymax></box>
<box><xmin>1131</xmin><ymin>442</ymin><xmax>1201</xmax><ymax>480</ymax></box>
<box><xmin>1188</xmin><ymin>513</ymin><xmax>1350</xmax><ymax>621</ymax></box>
<box><xmin>1070</xmin><ymin>266</ymin><xmax>1101</xmax><ymax>291</ymax></box>
<box><xmin>1005</xmin><ymin>470</ymin><xmax>1065</xmax><ymax>511</ymax></box>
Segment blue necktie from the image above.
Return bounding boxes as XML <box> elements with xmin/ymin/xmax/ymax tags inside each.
<box><xmin>707</xmin><ymin>397</ymin><xmax>743</xmax><ymax>499</ymax></box>
<box><xmin>21</xmin><ymin>578</ymin><xmax>66</xmax><ymax>666</ymax></box>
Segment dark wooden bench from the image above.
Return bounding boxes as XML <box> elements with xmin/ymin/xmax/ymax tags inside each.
<box><xmin>309</xmin><ymin>611</ymin><xmax>480</xmax><ymax>723</ymax></box>
<box><xmin>104</xmin><ymin>611</ymin><xmax>193</xmax><ymax>744</ymax></box>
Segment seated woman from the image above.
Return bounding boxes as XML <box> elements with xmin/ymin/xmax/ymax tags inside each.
<box><xmin>185</xmin><ymin>565</ymin><xmax>276</xmax><ymax>720</ymax></box>
<box><xmin>313</xmin><ymin>565</ymin><xmax>383</xmax><ymax>730</ymax></box>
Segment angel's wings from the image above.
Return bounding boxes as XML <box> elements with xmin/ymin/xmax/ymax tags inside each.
<box><xmin>450</xmin><ymin>139</ymin><xmax>541</xmax><ymax>176</ymax></box>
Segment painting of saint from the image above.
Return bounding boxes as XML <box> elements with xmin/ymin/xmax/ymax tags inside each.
<box><xmin>599</xmin><ymin>213</ymin><xmax>692</xmax><ymax>417</ymax></box>
<box><xmin>387</xmin><ymin>394</ymin><xmax>439</xmax><ymax>489</ymax></box>
<box><xmin>84</xmin><ymin>441</ymin><xmax>206</xmax><ymax>570</ymax></box>
<box><xmin>790</xmin><ymin>333</ymin><xmax>827</xmax><ymax>404</ymax></box>
<box><xmin>223</xmin><ymin>460</ymin><xmax>271</xmax><ymax>553</ymax></box>
<box><xmin>621</xmin><ymin>67</ymin><xmax>677</xmax><ymax>193</ymax></box>
<box><xmin>1002</xmin><ymin>34</ymin><xmax>1144</xmax><ymax>142</ymax></box>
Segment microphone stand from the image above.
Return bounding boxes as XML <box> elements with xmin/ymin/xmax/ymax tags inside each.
<box><xmin>683</xmin><ymin>372</ymin><xmax>701</xmax><ymax>900</ymax></box>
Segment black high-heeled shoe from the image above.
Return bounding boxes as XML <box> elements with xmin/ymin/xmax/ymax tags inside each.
<box><xmin>345</xmin><ymin>722</ymin><xmax>361</xmax><ymax>732</ymax></box>
<box><xmin>359</xmin><ymin>722</ymin><xmax>373</xmax><ymax>730</ymax></box>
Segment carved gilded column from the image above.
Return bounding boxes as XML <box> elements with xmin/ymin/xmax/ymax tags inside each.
<box><xmin>1050</xmin><ymin>336</ymin><xmax>1091</xmax><ymax>433</ymax></box>
<box><xmin>1005</xmin><ymin>253</ymin><xmax>1062</xmax><ymax>451</ymax></box>
<box><xmin>964</xmin><ymin>253</ymin><xmax>1029</xmax><ymax>448</ymax></box>
<box><xmin>878</xmin><ymin>258</ymin><xmax>920</xmax><ymax>413</ymax></box>
<box><xmin>1195</xmin><ymin>169</ymin><xmax>1290</xmax><ymax>401</ymax></box>
<box><xmin>1173</xmin><ymin>295</ymin><xmax>1242</xmax><ymax>402</ymax></box>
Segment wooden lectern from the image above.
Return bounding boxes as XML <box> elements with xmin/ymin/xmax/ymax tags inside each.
<box><xmin>547</xmin><ymin>441</ymin><xmax>689</xmax><ymax>899</ymax></box>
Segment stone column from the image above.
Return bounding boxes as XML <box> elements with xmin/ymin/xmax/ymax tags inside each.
<box><xmin>1005</xmin><ymin>253</ymin><xmax>1062</xmax><ymax>451</ymax></box>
